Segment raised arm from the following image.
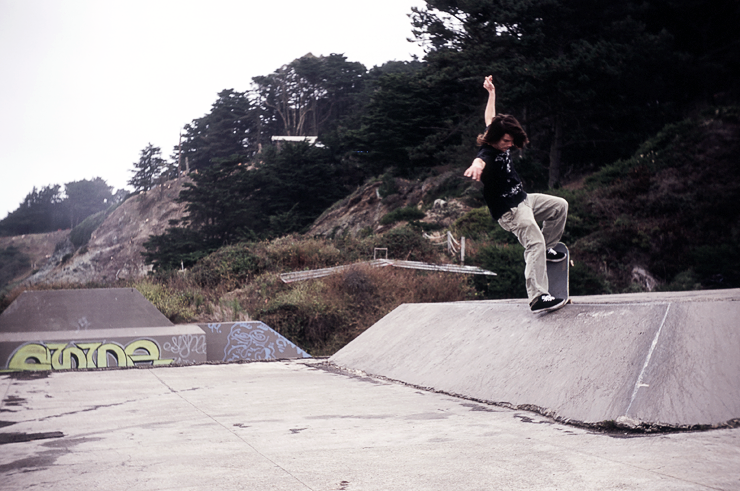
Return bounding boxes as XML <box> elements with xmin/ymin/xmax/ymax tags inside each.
<box><xmin>483</xmin><ymin>75</ymin><xmax>496</xmax><ymax>126</ymax></box>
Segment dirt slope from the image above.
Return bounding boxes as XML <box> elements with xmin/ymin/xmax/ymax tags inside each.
<box><xmin>27</xmin><ymin>179</ymin><xmax>190</xmax><ymax>285</ymax></box>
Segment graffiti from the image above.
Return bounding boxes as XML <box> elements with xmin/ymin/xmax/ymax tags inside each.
<box><xmin>206</xmin><ymin>323</ymin><xmax>222</xmax><ymax>333</ymax></box>
<box><xmin>76</xmin><ymin>316</ymin><xmax>91</xmax><ymax>331</ymax></box>
<box><xmin>4</xmin><ymin>339</ymin><xmax>173</xmax><ymax>371</ymax></box>
<box><xmin>163</xmin><ymin>334</ymin><xmax>207</xmax><ymax>360</ymax></box>
<box><xmin>223</xmin><ymin>323</ymin><xmax>301</xmax><ymax>361</ymax></box>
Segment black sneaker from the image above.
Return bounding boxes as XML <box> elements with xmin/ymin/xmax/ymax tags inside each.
<box><xmin>546</xmin><ymin>247</ymin><xmax>566</xmax><ymax>262</ymax></box>
<box><xmin>530</xmin><ymin>293</ymin><xmax>566</xmax><ymax>313</ymax></box>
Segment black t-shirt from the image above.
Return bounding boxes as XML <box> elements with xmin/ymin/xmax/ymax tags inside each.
<box><xmin>477</xmin><ymin>144</ymin><xmax>527</xmax><ymax>220</ymax></box>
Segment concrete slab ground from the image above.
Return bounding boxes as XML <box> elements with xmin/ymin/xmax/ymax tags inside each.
<box><xmin>1</xmin><ymin>360</ymin><xmax>739</xmax><ymax>490</ymax></box>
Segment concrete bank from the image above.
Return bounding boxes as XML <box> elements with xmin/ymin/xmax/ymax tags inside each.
<box><xmin>330</xmin><ymin>289</ymin><xmax>740</xmax><ymax>428</ymax></box>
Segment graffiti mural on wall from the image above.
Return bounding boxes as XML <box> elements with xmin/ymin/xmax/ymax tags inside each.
<box><xmin>163</xmin><ymin>334</ymin><xmax>207</xmax><ymax>362</ymax></box>
<box><xmin>218</xmin><ymin>322</ymin><xmax>310</xmax><ymax>361</ymax></box>
<box><xmin>3</xmin><ymin>339</ymin><xmax>174</xmax><ymax>371</ymax></box>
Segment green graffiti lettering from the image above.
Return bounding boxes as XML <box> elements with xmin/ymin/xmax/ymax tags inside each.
<box><xmin>124</xmin><ymin>339</ymin><xmax>173</xmax><ymax>366</ymax></box>
<box><xmin>5</xmin><ymin>339</ymin><xmax>175</xmax><ymax>371</ymax></box>
<box><xmin>47</xmin><ymin>343</ymin><xmax>67</xmax><ymax>370</ymax></box>
<box><xmin>97</xmin><ymin>343</ymin><xmax>130</xmax><ymax>368</ymax></box>
<box><xmin>62</xmin><ymin>346</ymin><xmax>87</xmax><ymax>369</ymax></box>
<box><xmin>7</xmin><ymin>344</ymin><xmax>51</xmax><ymax>371</ymax></box>
<box><xmin>75</xmin><ymin>343</ymin><xmax>102</xmax><ymax>367</ymax></box>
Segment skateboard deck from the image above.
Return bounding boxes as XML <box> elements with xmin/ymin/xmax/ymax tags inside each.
<box><xmin>546</xmin><ymin>242</ymin><xmax>570</xmax><ymax>303</ymax></box>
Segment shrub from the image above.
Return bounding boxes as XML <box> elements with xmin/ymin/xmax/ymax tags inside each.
<box><xmin>469</xmin><ymin>244</ymin><xmax>527</xmax><ymax>299</ymax></box>
<box><xmin>570</xmin><ymin>261</ymin><xmax>611</xmax><ymax>296</ymax></box>
<box><xmin>256</xmin><ymin>264</ymin><xmax>474</xmax><ymax>356</ymax></box>
<box><xmin>262</xmin><ymin>235</ymin><xmax>344</xmax><ymax>271</ymax></box>
<box><xmin>0</xmin><ymin>246</ymin><xmax>31</xmax><ymax>295</ymax></box>
<box><xmin>453</xmin><ymin>207</ymin><xmax>519</xmax><ymax>245</ymax></box>
<box><xmin>70</xmin><ymin>210</ymin><xmax>108</xmax><ymax>248</ymax></box>
<box><xmin>188</xmin><ymin>243</ymin><xmax>265</xmax><ymax>289</ymax></box>
<box><xmin>379</xmin><ymin>206</ymin><xmax>426</xmax><ymax>225</ymax></box>
<box><xmin>373</xmin><ymin>226</ymin><xmax>438</xmax><ymax>261</ymax></box>
<box><xmin>132</xmin><ymin>279</ymin><xmax>197</xmax><ymax>323</ymax></box>
<box><xmin>453</xmin><ymin>207</ymin><xmax>495</xmax><ymax>240</ymax></box>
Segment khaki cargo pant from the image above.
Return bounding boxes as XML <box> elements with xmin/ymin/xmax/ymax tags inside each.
<box><xmin>497</xmin><ymin>193</ymin><xmax>568</xmax><ymax>304</ymax></box>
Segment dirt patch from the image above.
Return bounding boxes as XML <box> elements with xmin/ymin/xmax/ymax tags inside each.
<box><xmin>28</xmin><ymin>178</ymin><xmax>190</xmax><ymax>285</ymax></box>
<box><xmin>0</xmin><ymin>230</ymin><xmax>69</xmax><ymax>286</ymax></box>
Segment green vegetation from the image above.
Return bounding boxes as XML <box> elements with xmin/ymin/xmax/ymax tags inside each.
<box><xmin>0</xmin><ymin>246</ymin><xmax>31</xmax><ymax>297</ymax></box>
<box><xmin>567</xmin><ymin>109</ymin><xmax>740</xmax><ymax>290</ymax></box>
<box><xmin>380</xmin><ymin>206</ymin><xmax>426</xmax><ymax>225</ymax></box>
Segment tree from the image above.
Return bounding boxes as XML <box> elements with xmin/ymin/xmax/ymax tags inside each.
<box><xmin>410</xmin><ymin>0</ymin><xmax>683</xmax><ymax>187</ymax></box>
<box><xmin>252</xmin><ymin>53</ymin><xmax>367</xmax><ymax>138</ymax></box>
<box><xmin>180</xmin><ymin>89</ymin><xmax>260</xmax><ymax>171</ymax></box>
<box><xmin>129</xmin><ymin>144</ymin><xmax>166</xmax><ymax>192</ymax></box>
<box><xmin>64</xmin><ymin>178</ymin><xmax>113</xmax><ymax>228</ymax></box>
<box><xmin>641</xmin><ymin>0</ymin><xmax>740</xmax><ymax>103</ymax></box>
<box><xmin>143</xmin><ymin>142</ymin><xmax>346</xmax><ymax>270</ymax></box>
<box><xmin>0</xmin><ymin>185</ymin><xmax>66</xmax><ymax>236</ymax></box>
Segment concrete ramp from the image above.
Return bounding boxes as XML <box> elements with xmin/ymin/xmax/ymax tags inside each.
<box><xmin>0</xmin><ymin>288</ymin><xmax>173</xmax><ymax>331</ymax></box>
<box><xmin>330</xmin><ymin>289</ymin><xmax>740</xmax><ymax>429</ymax></box>
<box><xmin>1</xmin><ymin>289</ymin><xmax>310</xmax><ymax>371</ymax></box>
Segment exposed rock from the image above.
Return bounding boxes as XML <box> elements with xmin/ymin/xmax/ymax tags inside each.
<box><xmin>28</xmin><ymin>179</ymin><xmax>190</xmax><ymax>285</ymax></box>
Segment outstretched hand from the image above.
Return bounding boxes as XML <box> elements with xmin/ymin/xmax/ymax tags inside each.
<box><xmin>464</xmin><ymin>158</ymin><xmax>486</xmax><ymax>181</ymax></box>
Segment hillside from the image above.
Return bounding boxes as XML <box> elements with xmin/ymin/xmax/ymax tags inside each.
<box><xmin>0</xmin><ymin>230</ymin><xmax>68</xmax><ymax>295</ymax></box>
<box><xmin>10</xmin><ymin>179</ymin><xmax>189</xmax><ymax>288</ymax></box>
<box><xmin>2</xmin><ymin>109</ymin><xmax>737</xmax><ymax>314</ymax></box>
<box><xmin>565</xmin><ymin>107</ymin><xmax>740</xmax><ymax>291</ymax></box>
<box><xmin>308</xmin><ymin>171</ymin><xmax>478</xmax><ymax>237</ymax></box>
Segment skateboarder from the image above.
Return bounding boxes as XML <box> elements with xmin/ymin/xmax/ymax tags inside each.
<box><xmin>464</xmin><ymin>76</ymin><xmax>569</xmax><ymax>313</ymax></box>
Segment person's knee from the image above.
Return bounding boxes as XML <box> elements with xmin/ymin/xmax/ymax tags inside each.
<box><xmin>555</xmin><ymin>196</ymin><xmax>568</xmax><ymax>214</ymax></box>
<box><xmin>522</xmin><ymin>233</ymin><xmax>546</xmax><ymax>253</ymax></box>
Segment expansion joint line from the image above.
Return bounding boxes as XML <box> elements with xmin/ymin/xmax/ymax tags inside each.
<box><xmin>625</xmin><ymin>303</ymin><xmax>671</xmax><ymax>416</ymax></box>
<box><xmin>149</xmin><ymin>370</ymin><xmax>314</xmax><ymax>491</ymax></box>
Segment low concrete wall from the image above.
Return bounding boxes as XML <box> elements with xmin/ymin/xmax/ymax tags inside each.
<box><xmin>0</xmin><ymin>325</ymin><xmax>207</xmax><ymax>371</ymax></box>
<box><xmin>198</xmin><ymin>322</ymin><xmax>311</xmax><ymax>362</ymax></box>
<box><xmin>330</xmin><ymin>289</ymin><xmax>740</xmax><ymax>428</ymax></box>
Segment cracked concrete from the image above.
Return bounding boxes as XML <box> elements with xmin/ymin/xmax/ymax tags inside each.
<box><xmin>1</xmin><ymin>360</ymin><xmax>739</xmax><ymax>490</ymax></box>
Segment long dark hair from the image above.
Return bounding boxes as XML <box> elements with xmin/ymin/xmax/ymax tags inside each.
<box><xmin>477</xmin><ymin>114</ymin><xmax>529</xmax><ymax>148</ymax></box>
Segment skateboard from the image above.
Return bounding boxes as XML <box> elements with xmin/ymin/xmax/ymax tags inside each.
<box><xmin>546</xmin><ymin>242</ymin><xmax>570</xmax><ymax>305</ymax></box>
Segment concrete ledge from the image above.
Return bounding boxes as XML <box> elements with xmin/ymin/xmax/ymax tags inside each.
<box><xmin>330</xmin><ymin>289</ymin><xmax>740</xmax><ymax>428</ymax></box>
<box><xmin>0</xmin><ymin>324</ymin><xmax>206</xmax><ymax>371</ymax></box>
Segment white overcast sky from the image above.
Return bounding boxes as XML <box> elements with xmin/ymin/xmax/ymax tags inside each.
<box><xmin>0</xmin><ymin>0</ymin><xmax>428</xmax><ymax>220</ymax></box>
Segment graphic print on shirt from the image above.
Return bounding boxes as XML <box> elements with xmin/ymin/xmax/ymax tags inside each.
<box><xmin>497</xmin><ymin>151</ymin><xmax>523</xmax><ymax>198</ymax></box>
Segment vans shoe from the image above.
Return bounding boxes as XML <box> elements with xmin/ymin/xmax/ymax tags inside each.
<box><xmin>530</xmin><ymin>293</ymin><xmax>566</xmax><ymax>313</ymax></box>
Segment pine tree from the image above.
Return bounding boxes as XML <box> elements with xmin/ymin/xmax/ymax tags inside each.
<box><xmin>128</xmin><ymin>144</ymin><xmax>166</xmax><ymax>193</ymax></box>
